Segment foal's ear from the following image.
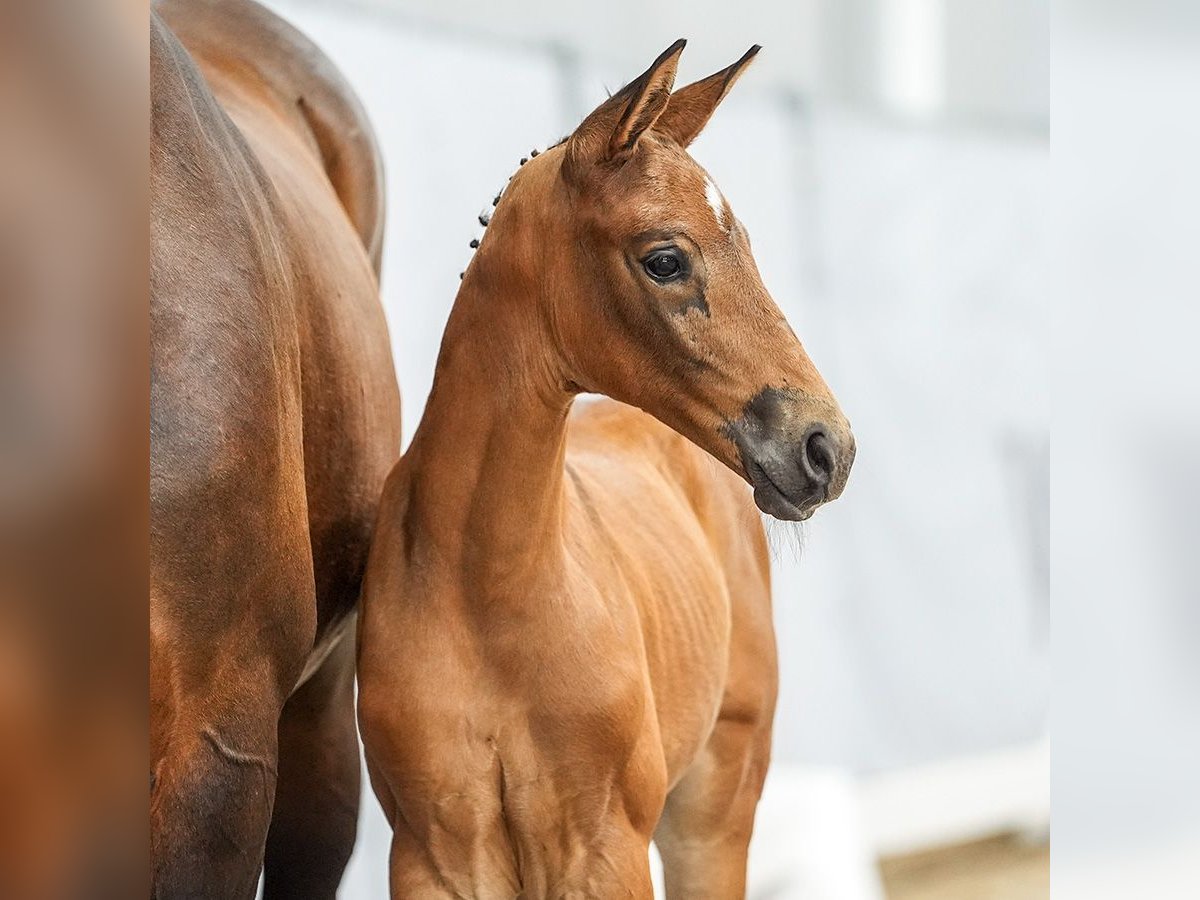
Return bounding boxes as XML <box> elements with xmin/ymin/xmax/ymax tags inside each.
<box><xmin>655</xmin><ymin>45</ymin><xmax>760</xmax><ymax>148</ymax></box>
<box><xmin>565</xmin><ymin>39</ymin><xmax>685</xmax><ymax>174</ymax></box>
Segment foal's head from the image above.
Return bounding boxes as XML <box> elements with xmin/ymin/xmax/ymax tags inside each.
<box><xmin>479</xmin><ymin>41</ymin><xmax>854</xmax><ymax>520</ymax></box>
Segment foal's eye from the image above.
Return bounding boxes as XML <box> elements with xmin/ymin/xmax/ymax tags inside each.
<box><xmin>642</xmin><ymin>249</ymin><xmax>684</xmax><ymax>283</ymax></box>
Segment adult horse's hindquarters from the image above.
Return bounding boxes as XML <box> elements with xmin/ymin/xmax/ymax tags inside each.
<box><xmin>150</xmin><ymin>1</ymin><xmax>400</xmax><ymax>896</ymax></box>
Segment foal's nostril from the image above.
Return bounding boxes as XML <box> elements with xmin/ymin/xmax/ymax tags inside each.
<box><xmin>802</xmin><ymin>430</ymin><xmax>835</xmax><ymax>485</ymax></box>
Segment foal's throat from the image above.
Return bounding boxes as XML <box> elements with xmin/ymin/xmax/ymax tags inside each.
<box><xmin>403</xmin><ymin>277</ymin><xmax>575</xmax><ymax>586</ymax></box>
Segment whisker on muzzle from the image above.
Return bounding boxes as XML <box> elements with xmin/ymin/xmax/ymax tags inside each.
<box><xmin>762</xmin><ymin>512</ymin><xmax>807</xmax><ymax>564</ymax></box>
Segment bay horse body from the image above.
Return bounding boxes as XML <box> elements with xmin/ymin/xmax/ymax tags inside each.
<box><xmin>150</xmin><ymin>1</ymin><xmax>400</xmax><ymax>895</ymax></box>
<box><xmin>358</xmin><ymin>42</ymin><xmax>854</xmax><ymax>898</ymax></box>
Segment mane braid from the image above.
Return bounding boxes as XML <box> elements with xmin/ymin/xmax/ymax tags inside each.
<box><xmin>458</xmin><ymin>135</ymin><xmax>571</xmax><ymax>278</ymax></box>
<box><xmin>458</xmin><ymin>135</ymin><xmax>570</xmax><ymax>281</ymax></box>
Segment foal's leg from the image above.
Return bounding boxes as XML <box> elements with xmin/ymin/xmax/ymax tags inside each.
<box><xmin>655</xmin><ymin>559</ymin><xmax>777</xmax><ymax>900</ymax></box>
<box><xmin>262</xmin><ymin>629</ymin><xmax>361</xmax><ymax>899</ymax></box>
<box><xmin>653</xmin><ymin>709</ymin><xmax>773</xmax><ymax>900</ymax></box>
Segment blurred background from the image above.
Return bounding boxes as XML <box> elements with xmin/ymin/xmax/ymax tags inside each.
<box><xmin>259</xmin><ymin>0</ymin><xmax>1050</xmax><ymax>896</ymax></box>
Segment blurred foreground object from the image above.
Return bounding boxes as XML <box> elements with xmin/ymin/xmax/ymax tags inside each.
<box><xmin>0</xmin><ymin>0</ymin><xmax>147</xmax><ymax>896</ymax></box>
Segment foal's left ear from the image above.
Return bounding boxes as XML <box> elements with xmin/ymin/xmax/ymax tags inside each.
<box><xmin>655</xmin><ymin>45</ymin><xmax>761</xmax><ymax>148</ymax></box>
<box><xmin>565</xmin><ymin>39</ymin><xmax>685</xmax><ymax>174</ymax></box>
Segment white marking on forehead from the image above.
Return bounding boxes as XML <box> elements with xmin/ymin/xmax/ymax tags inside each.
<box><xmin>705</xmin><ymin>176</ymin><xmax>728</xmax><ymax>231</ymax></box>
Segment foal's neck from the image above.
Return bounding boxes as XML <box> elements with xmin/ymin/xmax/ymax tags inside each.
<box><xmin>403</xmin><ymin>262</ymin><xmax>574</xmax><ymax>590</ymax></box>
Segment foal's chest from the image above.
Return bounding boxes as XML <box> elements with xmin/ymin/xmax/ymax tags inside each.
<box><xmin>400</xmin><ymin>699</ymin><xmax>668</xmax><ymax>896</ymax></box>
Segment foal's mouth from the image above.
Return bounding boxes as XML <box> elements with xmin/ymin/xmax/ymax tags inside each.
<box><xmin>742</xmin><ymin>454</ymin><xmax>820</xmax><ymax>522</ymax></box>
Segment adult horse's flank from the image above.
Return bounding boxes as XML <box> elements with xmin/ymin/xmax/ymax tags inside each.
<box><xmin>358</xmin><ymin>41</ymin><xmax>854</xmax><ymax>899</ymax></box>
<box><xmin>150</xmin><ymin>1</ymin><xmax>400</xmax><ymax>896</ymax></box>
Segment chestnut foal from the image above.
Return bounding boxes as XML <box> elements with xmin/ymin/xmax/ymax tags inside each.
<box><xmin>358</xmin><ymin>42</ymin><xmax>854</xmax><ymax>899</ymax></box>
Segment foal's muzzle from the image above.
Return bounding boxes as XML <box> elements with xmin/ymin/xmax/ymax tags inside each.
<box><xmin>725</xmin><ymin>388</ymin><xmax>854</xmax><ymax>521</ymax></box>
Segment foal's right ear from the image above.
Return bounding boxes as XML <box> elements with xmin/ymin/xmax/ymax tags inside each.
<box><xmin>564</xmin><ymin>39</ymin><xmax>685</xmax><ymax>178</ymax></box>
<box><xmin>654</xmin><ymin>45</ymin><xmax>760</xmax><ymax>148</ymax></box>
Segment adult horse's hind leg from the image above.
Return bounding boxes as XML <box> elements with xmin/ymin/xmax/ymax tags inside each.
<box><xmin>150</xmin><ymin>682</ymin><xmax>282</xmax><ymax>900</ymax></box>
<box><xmin>263</xmin><ymin>629</ymin><xmax>361</xmax><ymax>900</ymax></box>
